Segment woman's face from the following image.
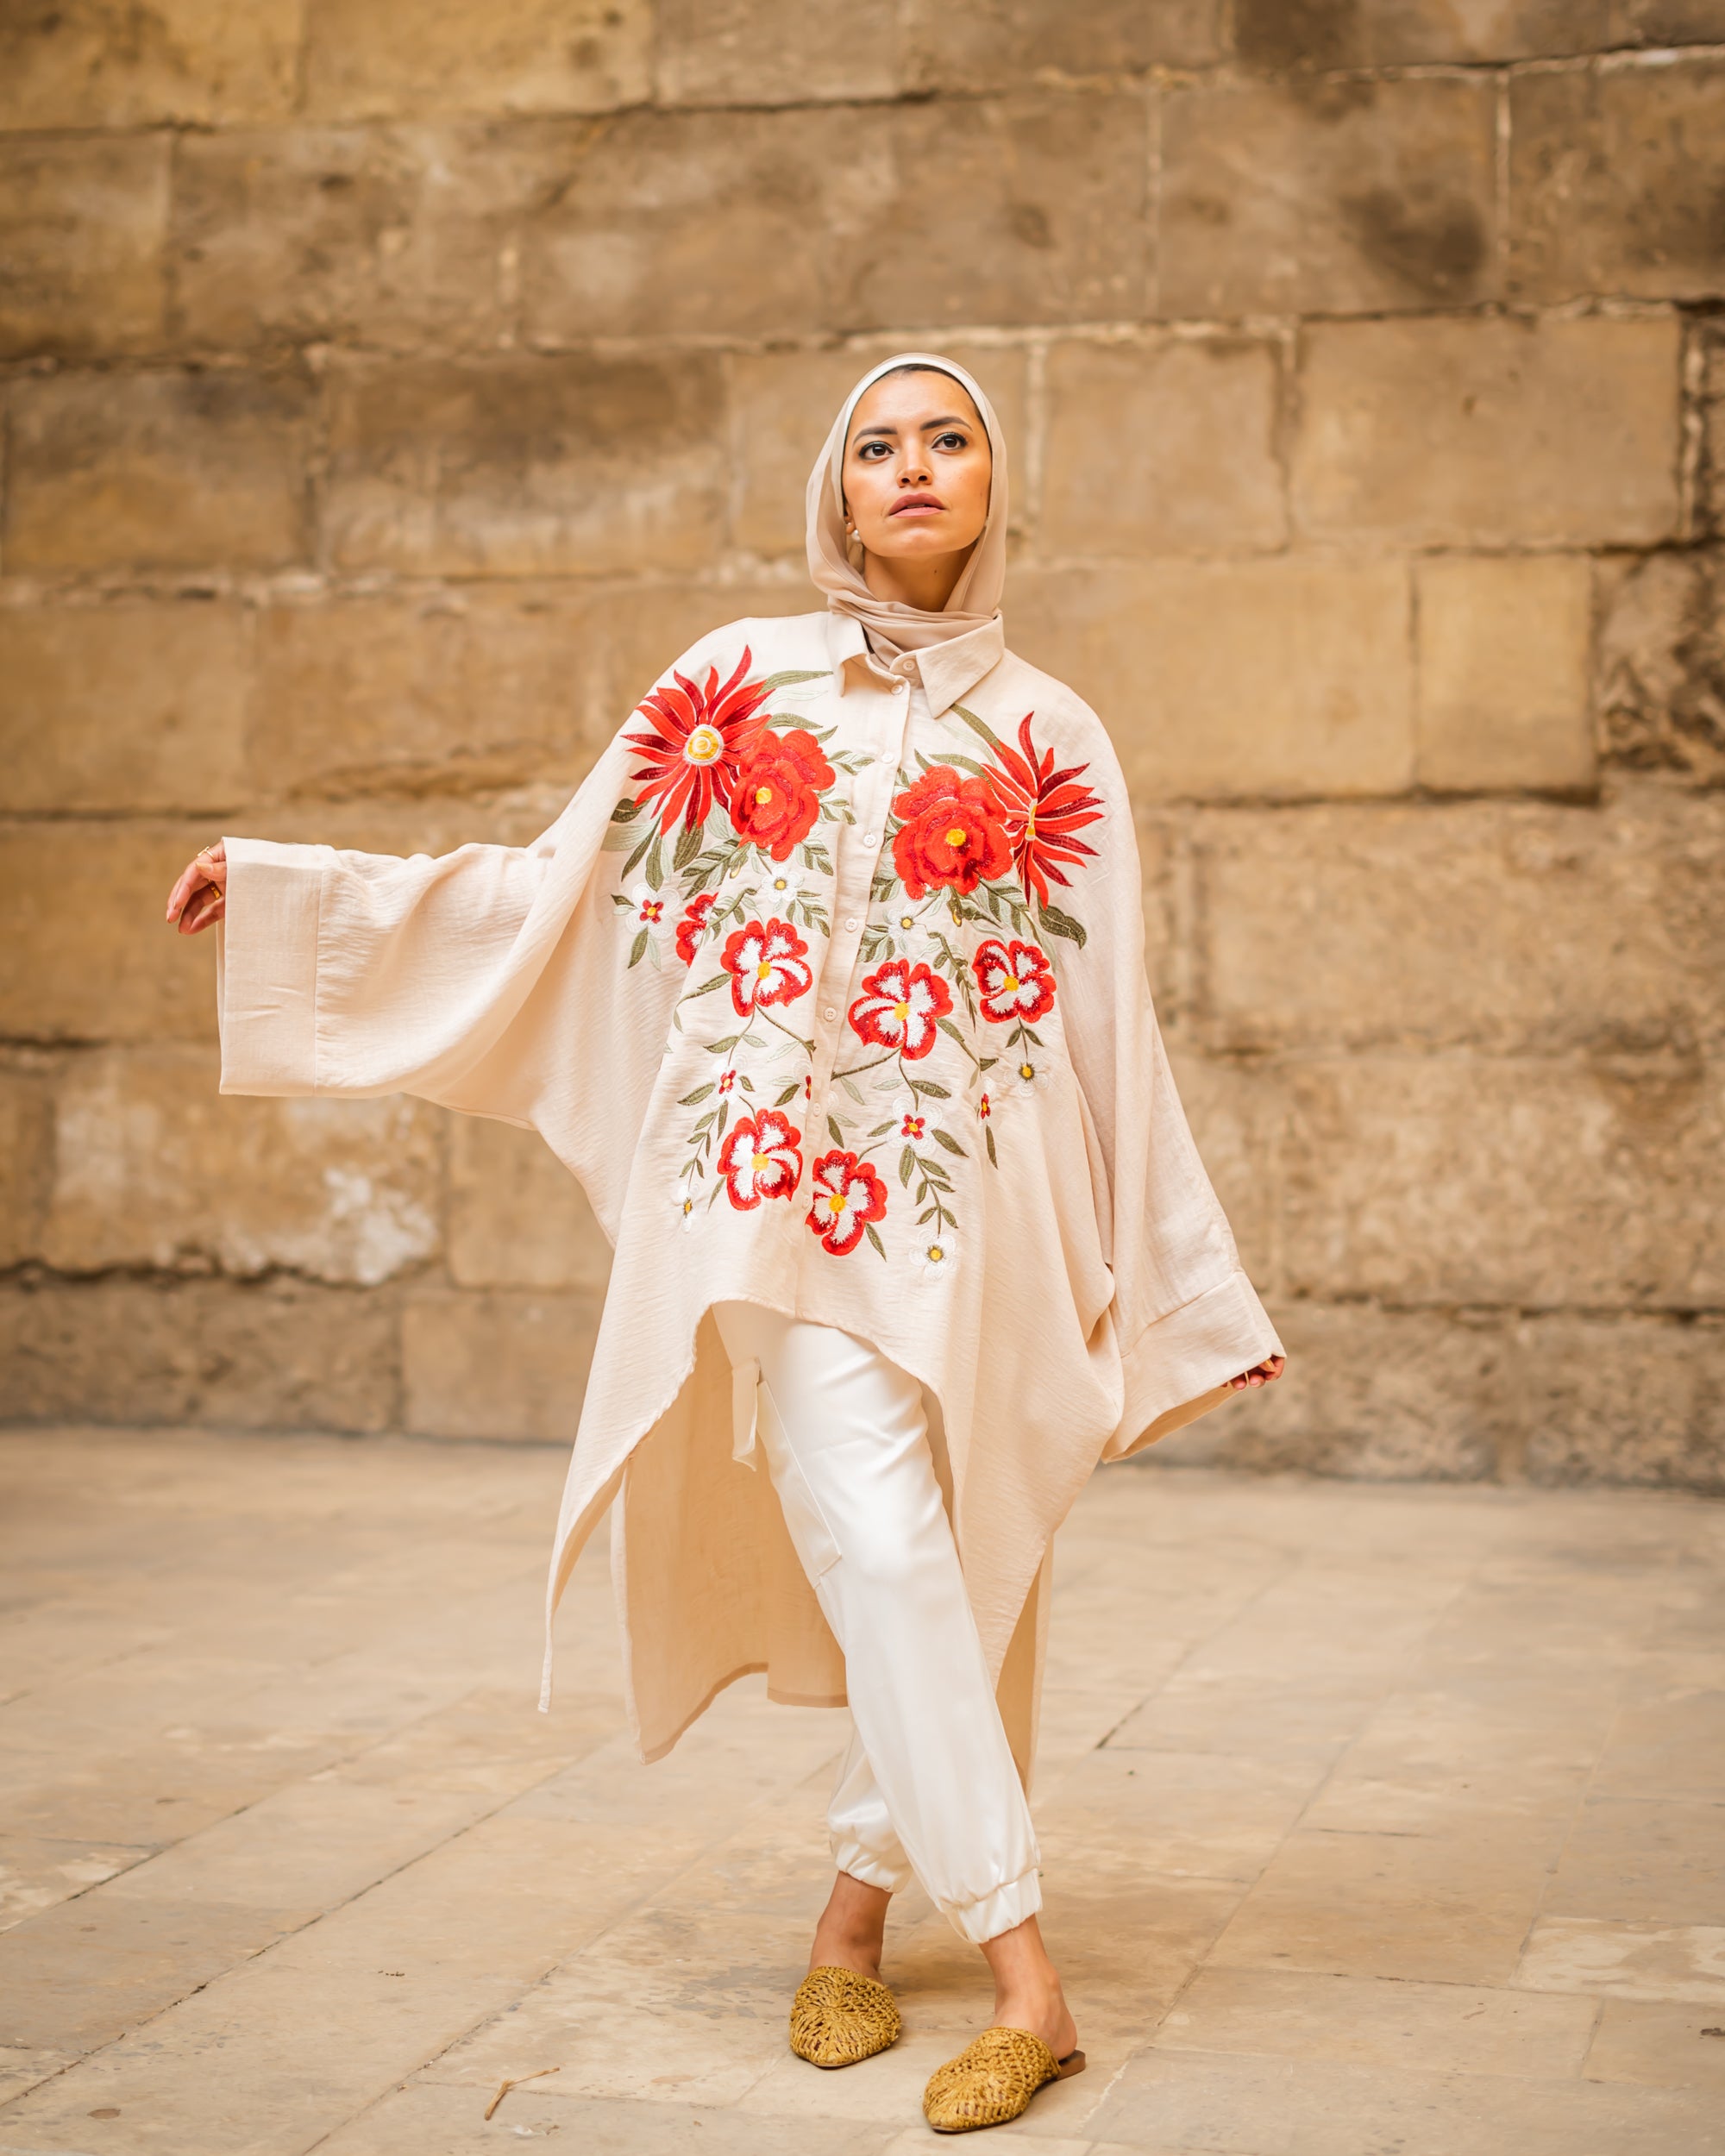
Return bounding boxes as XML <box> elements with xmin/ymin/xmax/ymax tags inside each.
<box><xmin>841</xmin><ymin>371</ymin><xmax>992</xmax><ymax>569</ymax></box>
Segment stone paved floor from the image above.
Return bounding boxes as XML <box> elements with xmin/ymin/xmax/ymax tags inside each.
<box><xmin>2</xmin><ymin>1430</ymin><xmax>1723</xmax><ymax>2155</ymax></box>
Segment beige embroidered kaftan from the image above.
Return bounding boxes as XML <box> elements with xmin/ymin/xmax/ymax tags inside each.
<box><xmin>216</xmin><ymin>606</ymin><xmax>1282</xmax><ymax>1775</ymax></box>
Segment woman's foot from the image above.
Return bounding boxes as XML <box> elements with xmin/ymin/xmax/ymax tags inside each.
<box><xmin>808</xmin><ymin>1869</ymin><xmax>892</xmax><ymax>1981</ymax></box>
<box><xmin>979</xmin><ymin>1915</ymin><xmax>1078</xmax><ymax>2060</ymax></box>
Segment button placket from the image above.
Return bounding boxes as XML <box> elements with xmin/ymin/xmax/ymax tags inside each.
<box><xmin>806</xmin><ymin>675</ymin><xmax>915</xmax><ymax>1119</ymax></box>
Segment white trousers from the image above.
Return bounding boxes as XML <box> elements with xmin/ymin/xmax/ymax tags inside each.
<box><xmin>712</xmin><ymin>1300</ymin><xmax>1041</xmax><ymax>1946</ymax></box>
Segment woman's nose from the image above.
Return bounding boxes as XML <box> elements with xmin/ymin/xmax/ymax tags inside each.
<box><xmin>897</xmin><ymin>455</ymin><xmax>932</xmax><ymax>486</ymax></box>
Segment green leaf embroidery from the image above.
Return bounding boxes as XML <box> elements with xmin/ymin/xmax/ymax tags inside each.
<box><xmin>678</xmin><ymin>1082</ymin><xmax>716</xmax><ymax>1106</ymax></box>
<box><xmin>950</xmin><ymin>702</ymin><xmax>1006</xmax><ymax>751</ymax></box>
<box><xmin>899</xmin><ymin>1145</ymin><xmax>915</xmax><ymax>1188</ymax></box>
<box><xmin>756</xmin><ymin>667</ymin><xmax>830</xmax><ymax>694</ymax></box>
<box><xmin>864</xmin><ymin>1222</ymin><xmax>888</xmax><ymax>1259</ymax></box>
<box><xmin>1038</xmin><ymin>900</ymin><xmax>1088</xmax><ymax>949</ymax></box>
<box><xmin>627</xmin><ymin>928</ymin><xmax>649</xmax><ymax>968</ymax></box>
<box><xmin>643</xmin><ymin>834</ymin><xmax>665</xmax><ymax>892</ymax></box>
<box><xmin>673</xmin><ymin>818</ymin><xmax>706</xmax><ymax>873</ymax></box>
<box><xmin>932</xmin><ymin>1127</ymin><xmax>966</xmax><ymax>1157</ymax></box>
<box><xmin>827</xmin><ymin>1113</ymin><xmax>844</xmax><ymax>1146</ymax></box>
<box><xmin>985</xmin><ymin>1125</ymin><xmax>998</xmax><ymax>1169</ymax></box>
<box><xmin>908</xmin><ymin>1077</ymin><xmax>950</xmax><ymax>1099</ymax></box>
<box><xmin>622</xmin><ymin>829</ymin><xmax>654</xmax><ymax>878</ymax></box>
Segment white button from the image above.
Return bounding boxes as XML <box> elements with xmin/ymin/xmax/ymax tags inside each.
<box><xmin>844</xmin><ymin>917</ymin><xmax>859</xmax><ymax>931</ymax></box>
<box><xmin>894</xmin><ymin>680</ymin><xmax>907</xmax><ymax>693</ymax></box>
<box><xmin>862</xmin><ymin>831</ymin><xmax>880</xmax><ymax>848</ymax></box>
<box><xmin>824</xmin><ymin>1006</ymin><xmax>837</xmax><ymax>1022</ymax></box>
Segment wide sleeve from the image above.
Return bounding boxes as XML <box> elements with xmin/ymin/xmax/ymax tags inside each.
<box><xmin>1052</xmin><ymin>713</ymin><xmax>1283</xmax><ymax>1459</ymax></box>
<box><xmin>214</xmin><ymin>630</ymin><xmax>731</xmax><ymax>1241</ymax></box>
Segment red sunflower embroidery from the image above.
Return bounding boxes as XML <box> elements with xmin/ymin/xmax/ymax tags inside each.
<box><xmin>982</xmin><ymin>714</ymin><xmax>1104</xmax><ymax>909</ymax></box>
<box><xmin>729</xmin><ymin>729</ymin><xmax>835</xmax><ymax>860</ymax></box>
<box><xmin>806</xmin><ymin>1149</ymin><xmax>888</xmax><ymax>1256</ymax></box>
<box><xmin>847</xmin><ymin>958</ymin><xmax>953</xmax><ymax>1060</ymax></box>
<box><xmin>719</xmin><ymin>917</ymin><xmax>815</xmax><ymax>1018</ymax></box>
<box><xmin>625</xmin><ymin>646</ymin><xmax>772</xmax><ymax>836</ymax></box>
<box><xmin>716</xmin><ymin>1109</ymin><xmax>803</xmax><ymax>1211</ymax></box>
<box><xmin>674</xmin><ymin>891</ymin><xmax>716</xmax><ymax>964</ymax></box>
<box><xmin>890</xmin><ymin>765</ymin><xmax>1013</xmax><ymax>899</ymax></box>
<box><xmin>972</xmin><ymin>937</ymin><xmax>1057</xmax><ymax>1024</ymax></box>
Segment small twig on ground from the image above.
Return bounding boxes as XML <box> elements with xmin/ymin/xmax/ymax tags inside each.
<box><xmin>483</xmin><ymin>2066</ymin><xmax>561</xmax><ymax>2120</ymax></box>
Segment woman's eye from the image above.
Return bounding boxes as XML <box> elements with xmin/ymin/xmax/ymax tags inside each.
<box><xmin>934</xmin><ymin>432</ymin><xmax>969</xmax><ymax>450</ymax></box>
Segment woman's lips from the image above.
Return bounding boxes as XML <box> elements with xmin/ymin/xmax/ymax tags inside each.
<box><xmin>889</xmin><ymin>497</ymin><xmax>945</xmax><ymax>516</ymax></box>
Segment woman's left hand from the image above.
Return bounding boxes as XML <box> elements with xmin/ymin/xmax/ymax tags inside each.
<box><xmin>1229</xmin><ymin>1356</ymin><xmax>1285</xmax><ymax>1391</ymax></box>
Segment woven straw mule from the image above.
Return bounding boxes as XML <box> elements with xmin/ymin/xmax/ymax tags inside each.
<box><xmin>788</xmin><ymin>1965</ymin><xmax>902</xmax><ymax>2068</ymax></box>
<box><xmin>922</xmin><ymin>2026</ymin><xmax>1086</xmax><ymax>2132</ymax></box>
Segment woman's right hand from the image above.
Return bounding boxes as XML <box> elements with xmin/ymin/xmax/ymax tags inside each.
<box><xmin>166</xmin><ymin>841</ymin><xmax>228</xmax><ymax>935</ymax></box>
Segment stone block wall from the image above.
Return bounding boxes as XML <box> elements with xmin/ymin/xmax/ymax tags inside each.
<box><xmin>3</xmin><ymin>1</ymin><xmax>1722</xmax><ymax>1487</ymax></box>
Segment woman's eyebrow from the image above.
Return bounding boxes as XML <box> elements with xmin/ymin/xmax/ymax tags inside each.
<box><xmin>852</xmin><ymin>415</ymin><xmax>971</xmax><ymax>442</ymax></box>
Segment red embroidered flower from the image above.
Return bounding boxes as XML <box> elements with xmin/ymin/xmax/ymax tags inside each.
<box><xmin>633</xmin><ymin>894</ymin><xmax>666</xmax><ymax>924</ymax></box>
<box><xmin>890</xmin><ymin>765</ymin><xmax>1012</xmax><ymax>899</ymax></box>
<box><xmin>719</xmin><ymin>918</ymin><xmax>814</xmax><ymax>1018</ymax></box>
<box><xmin>972</xmin><ymin>937</ymin><xmax>1057</xmax><ymax>1024</ymax></box>
<box><xmin>806</xmin><ymin>1149</ymin><xmax>888</xmax><ymax>1256</ymax></box>
<box><xmin>716</xmin><ymin>1109</ymin><xmax>803</xmax><ymax>1211</ymax></box>
<box><xmin>674</xmin><ymin>891</ymin><xmax>716</xmax><ymax>964</ymax></box>
<box><xmin>625</xmin><ymin>646</ymin><xmax>772</xmax><ymax>836</ymax></box>
<box><xmin>982</xmin><ymin>714</ymin><xmax>1103</xmax><ymax>909</ymax></box>
<box><xmin>898</xmin><ymin>1110</ymin><xmax>926</xmax><ymax>1141</ymax></box>
<box><xmin>977</xmin><ymin>1091</ymin><xmax>993</xmax><ymax>1121</ymax></box>
<box><xmin>848</xmin><ymin>958</ymin><xmax>953</xmax><ymax>1060</ymax></box>
<box><xmin>716</xmin><ymin>1067</ymin><xmax>737</xmax><ymax>1095</ymax></box>
<box><xmin>729</xmin><ymin>729</ymin><xmax>834</xmax><ymax>860</ymax></box>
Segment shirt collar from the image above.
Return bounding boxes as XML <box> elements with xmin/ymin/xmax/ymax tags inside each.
<box><xmin>823</xmin><ymin>610</ymin><xmax>1005</xmax><ymax>720</ymax></box>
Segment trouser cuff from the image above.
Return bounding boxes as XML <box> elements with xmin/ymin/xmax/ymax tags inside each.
<box><xmin>831</xmin><ymin>1842</ymin><xmax>913</xmax><ymax>1896</ymax></box>
<box><xmin>943</xmin><ymin>1865</ymin><xmax>1043</xmax><ymax>1945</ymax></box>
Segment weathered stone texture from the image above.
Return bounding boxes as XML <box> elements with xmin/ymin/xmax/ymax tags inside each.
<box><xmin>1009</xmin><ymin>558</ymin><xmax>1413</xmax><ymax>801</ymax></box>
<box><xmin>252</xmin><ymin>588</ymin><xmax>610</xmax><ymax>801</ymax></box>
<box><xmin>729</xmin><ymin>343</ymin><xmax>1029</xmax><ymax>561</ymax></box>
<box><xmin>654</xmin><ymin>0</ymin><xmax>899</xmax><ymax>106</ymax></box>
<box><xmin>901</xmin><ymin>0</ymin><xmax>1223</xmax><ymax>87</ymax></box>
<box><xmin>170</xmin><ymin>126</ymin><xmax>537</xmax><ymax>354</ymax></box>
<box><xmin>1231</xmin><ymin>1</ymin><xmax>1642</xmax><ymax>66</ymax></box>
<box><xmin>0</xmin><ymin>825</ymin><xmax>222</xmax><ymax>1046</ymax></box>
<box><xmin>1161</xmin><ymin>77</ymin><xmax>1498</xmax><ymax>318</ymax></box>
<box><xmin>1192</xmin><ymin>1302</ymin><xmax>1725</xmax><ymax>1492</ymax></box>
<box><xmin>1294</xmin><ymin>316</ymin><xmax>1683</xmax><ymax>549</ymax></box>
<box><xmin>1281</xmin><ymin>1056</ymin><xmax>1725</xmax><ymax>1309</ymax></box>
<box><xmin>4</xmin><ymin>370</ymin><xmax>314</xmax><ymax>573</ymax></box>
<box><xmin>0</xmin><ymin>605</ymin><xmax>251</xmax><ymax>816</ymax></box>
<box><xmin>0</xmin><ymin>1067</ymin><xmax>54</xmax><ymax>1270</ymax></box>
<box><xmin>303</xmin><ymin>0</ymin><xmax>650</xmax><ymax>121</ymax></box>
<box><xmin>1415</xmin><ymin>555</ymin><xmax>1596</xmax><ymax>795</ymax></box>
<box><xmin>1042</xmin><ymin>338</ymin><xmax>1285</xmax><ymax>557</ymax></box>
<box><xmin>321</xmin><ymin>354</ymin><xmax>725</xmax><ymax>575</ymax></box>
<box><xmin>446</xmin><ymin>1119</ymin><xmax>612</xmax><ymax>1292</ymax></box>
<box><xmin>403</xmin><ymin>1289</ymin><xmax>601</xmax><ymax>1438</ymax></box>
<box><xmin>41</xmin><ymin>1050</ymin><xmax>444</xmax><ymax>1286</ymax></box>
<box><xmin>0</xmin><ymin>135</ymin><xmax>168</xmax><ymax>360</ymax></box>
<box><xmin>1510</xmin><ymin>60</ymin><xmax>1725</xmax><ymax>305</ymax></box>
<box><xmin>524</xmin><ymin>96</ymin><xmax>1148</xmax><ymax>343</ymax></box>
<box><xmin>0</xmin><ymin>0</ymin><xmax>302</xmax><ymax>129</ymax></box>
<box><xmin>1198</xmin><ymin>794</ymin><xmax>1725</xmax><ymax>1058</ymax></box>
<box><xmin>0</xmin><ymin>1281</ymin><xmax>400</xmax><ymax>1432</ymax></box>
<box><xmin>1596</xmin><ymin>551</ymin><xmax>1725</xmax><ymax>786</ymax></box>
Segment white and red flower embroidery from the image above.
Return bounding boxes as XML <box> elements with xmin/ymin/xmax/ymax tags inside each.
<box><xmin>716</xmin><ymin>1109</ymin><xmax>803</xmax><ymax>1210</ymax></box>
<box><xmin>806</xmin><ymin>1149</ymin><xmax>888</xmax><ymax>1257</ymax></box>
<box><xmin>847</xmin><ymin>957</ymin><xmax>953</xmax><ymax>1061</ymax></box>
<box><xmin>972</xmin><ymin>937</ymin><xmax>1057</xmax><ymax>1024</ymax></box>
<box><xmin>719</xmin><ymin>917</ymin><xmax>815</xmax><ymax>1018</ymax></box>
<box><xmin>674</xmin><ymin>890</ymin><xmax>716</xmax><ymax>964</ymax></box>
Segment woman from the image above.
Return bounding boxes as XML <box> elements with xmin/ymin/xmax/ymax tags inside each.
<box><xmin>167</xmin><ymin>353</ymin><xmax>1284</xmax><ymax>2134</ymax></box>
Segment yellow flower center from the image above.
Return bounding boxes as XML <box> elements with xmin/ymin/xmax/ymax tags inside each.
<box><xmin>944</xmin><ymin>825</ymin><xmax>967</xmax><ymax>847</ymax></box>
<box><xmin>1019</xmin><ymin>1060</ymin><xmax>1034</xmax><ymax>1081</ymax></box>
<box><xmin>757</xmin><ymin>962</ymin><xmax>774</xmax><ymax>981</ymax></box>
<box><xmin>684</xmin><ymin>724</ymin><xmax>724</xmax><ymax>765</ymax></box>
<box><xmin>754</xmin><ymin>784</ymin><xmax>774</xmax><ymax>805</ymax></box>
<box><xmin>926</xmin><ymin>1243</ymin><xmax>946</xmax><ymax>1264</ymax></box>
<box><xmin>751</xmin><ymin>1150</ymin><xmax>770</xmax><ymax>1172</ymax></box>
<box><xmin>893</xmin><ymin>1000</ymin><xmax>910</xmax><ymax>1022</ymax></box>
<box><xmin>825</xmin><ymin>1194</ymin><xmax>847</xmax><ymax>1215</ymax></box>
<box><xmin>1002</xmin><ymin>972</ymin><xmax>1019</xmax><ymax>991</ymax></box>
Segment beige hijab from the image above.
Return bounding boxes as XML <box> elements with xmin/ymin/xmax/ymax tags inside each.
<box><xmin>805</xmin><ymin>351</ymin><xmax>1008</xmax><ymax>662</ymax></box>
